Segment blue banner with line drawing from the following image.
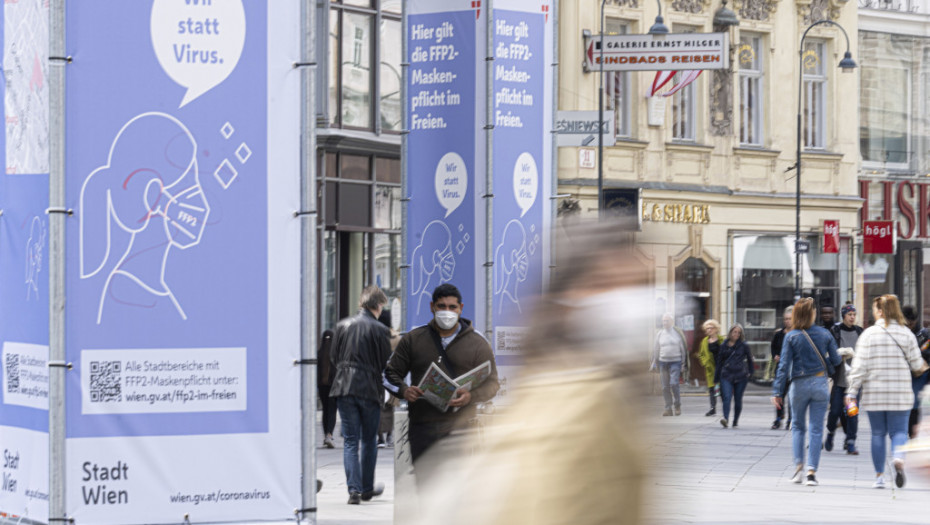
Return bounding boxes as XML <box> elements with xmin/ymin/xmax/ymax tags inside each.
<box><xmin>63</xmin><ymin>1</ymin><xmax>301</xmax><ymax>523</ymax></box>
<box><xmin>491</xmin><ymin>0</ymin><xmax>550</xmax><ymax>363</ymax></box>
<box><xmin>406</xmin><ymin>0</ymin><xmax>485</xmax><ymax>330</ymax></box>
<box><xmin>0</xmin><ymin>0</ymin><xmax>51</xmax><ymax>521</ymax></box>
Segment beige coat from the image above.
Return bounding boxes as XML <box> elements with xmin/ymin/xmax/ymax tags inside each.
<box><xmin>414</xmin><ymin>366</ymin><xmax>647</xmax><ymax>525</ymax></box>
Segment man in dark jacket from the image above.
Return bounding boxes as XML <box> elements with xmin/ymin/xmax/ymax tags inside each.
<box><xmin>385</xmin><ymin>283</ymin><xmax>499</xmax><ymax>482</ymax></box>
<box><xmin>771</xmin><ymin>306</ymin><xmax>792</xmax><ymax>430</ymax></box>
<box><xmin>330</xmin><ymin>285</ymin><xmax>392</xmax><ymax>505</ymax></box>
<box><xmin>317</xmin><ymin>330</ymin><xmax>337</xmax><ymax>448</ymax></box>
<box><xmin>827</xmin><ymin>303</ymin><xmax>862</xmax><ymax>454</ymax></box>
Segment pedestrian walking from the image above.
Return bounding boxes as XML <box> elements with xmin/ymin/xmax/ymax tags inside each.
<box><xmin>826</xmin><ymin>303</ymin><xmax>862</xmax><ymax>455</ymax></box>
<box><xmin>697</xmin><ymin>319</ymin><xmax>723</xmax><ymax>417</ymax></box>
<box><xmin>772</xmin><ymin>297</ymin><xmax>841</xmax><ymax>487</ymax></box>
<box><xmin>384</xmin><ymin>283</ymin><xmax>500</xmax><ymax>485</ymax></box>
<box><xmin>651</xmin><ymin>313</ymin><xmax>689</xmax><ymax>416</ymax></box>
<box><xmin>317</xmin><ymin>329</ymin><xmax>337</xmax><ymax>448</ymax></box>
<box><xmin>329</xmin><ymin>285</ymin><xmax>392</xmax><ymax>504</ymax></box>
<box><xmin>717</xmin><ymin>323</ymin><xmax>753</xmax><ymax>428</ymax></box>
<box><xmin>902</xmin><ymin>305</ymin><xmax>930</xmax><ymax>438</ymax></box>
<box><xmin>406</xmin><ymin>219</ymin><xmax>653</xmax><ymax>525</ymax></box>
<box><xmin>847</xmin><ymin>295</ymin><xmax>929</xmax><ymax>489</ymax></box>
<box><xmin>770</xmin><ymin>306</ymin><xmax>793</xmax><ymax>430</ymax></box>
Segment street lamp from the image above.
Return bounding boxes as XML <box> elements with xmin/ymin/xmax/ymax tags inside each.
<box><xmin>794</xmin><ymin>20</ymin><xmax>856</xmax><ymax>299</ymax></box>
<box><xmin>598</xmin><ymin>0</ymin><xmax>669</xmax><ymax>217</ymax></box>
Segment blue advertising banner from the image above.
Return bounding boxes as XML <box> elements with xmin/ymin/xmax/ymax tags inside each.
<box><xmin>406</xmin><ymin>0</ymin><xmax>485</xmax><ymax>330</ymax></box>
<box><xmin>63</xmin><ymin>1</ymin><xmax>301</xmax><ymax>523</ymax></box>
<box><xmin>0</xmin><ymin>0</ymin><xmax>51</xmax><ymax>520</ymax></box>
<box><xmin>491</xmin><ymin>0</ymin><xmax>550</xmax><ymax>362</ymax></box>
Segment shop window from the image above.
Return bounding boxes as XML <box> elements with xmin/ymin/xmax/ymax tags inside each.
<box><xmin>733</xmin><ymin>234</ymin><xmax>848</xmax><ymax>380</ymax></box>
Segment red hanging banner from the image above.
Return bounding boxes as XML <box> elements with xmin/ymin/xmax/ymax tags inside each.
<box><xmin>822</xmin><ymin>220</ymin><xmax>839</xmax><ymax>254</ymax></box>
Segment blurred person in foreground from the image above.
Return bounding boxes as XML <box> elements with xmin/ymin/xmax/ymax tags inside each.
<box><xmin>697</xmin><ymin>319</ymin><xmax>724</xmax><ymax>417</ymax></box>
<box><xmin>329</xmin><ymin>285</ymin><xmax>392</xmax><ymax>504</ymax></box>
<box><xmin>651</xmin><ymin>313</ymin><xmax>689</xmax><ymax>416</ymax></box>
<box><xmin>772</xmin><ymin>297</ymin><xmax>840</xmax><ymax>487</ymax></box>
<box><xmin>411</xmin><ymin>220</ymin><xmax>652</xmax><ymax>525</ymax></box>
<box><xmin>902</xmin><ymin>305</ymin><xmax>930</xmax><ymax>438</ymax></box>
<box><xmin>825</xmin><ymin>303</ymin><xmax>861</xmax><ymax>455</ymax></box>
<box><xmin>770</xmin><ymin>306</ymin><xmax>793</xmax><ymax>430</ymax></box>
<box><xmin>717</xmin><ymin>324</ymin><xmax>753</xmax><ymax>429</ymax></box>
<box><xmin>846</xmin><ymin>295</ymin><xmax>928</xmax><ymax>489</ymax></box>
<box><xmin>384</xmin><ymin>283</ymin><xmax>500</xmax><ymax>484</ymax></box>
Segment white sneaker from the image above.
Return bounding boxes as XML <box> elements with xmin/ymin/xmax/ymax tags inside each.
<box><xmin>805</xmin><ymin>473</ymin><xmax>818</xmax><ymax>486</ymax></box>
<box><xmin>790</xmin><ymin>465</ymin><xmax>804</xmax><ymax>484</ymax></box>
<box><xmin>872</xmin><ymin>476</ymin><xmax>886</xmax><ymax>489</ymax></box>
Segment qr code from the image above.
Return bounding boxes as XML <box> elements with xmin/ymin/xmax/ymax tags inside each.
<box><xmin>89</xmin><ymin>360</ymin><xmax>122</xmax><ymax>403</ymax></box>
<box><xmin>5</xmin><ymin>353</ymin><xmax>20</xmax><ymax>393</ymax></box>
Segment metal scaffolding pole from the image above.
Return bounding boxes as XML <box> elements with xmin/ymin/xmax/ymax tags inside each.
<box><xmin>299</xmin><ymin>0</ymin><xmax>319</xmax><ymax>522</ymax></box>
<box><xmin>48</xmin><ymin>0</ymin><xmax>67</xmax><ymax>523</ymax></box>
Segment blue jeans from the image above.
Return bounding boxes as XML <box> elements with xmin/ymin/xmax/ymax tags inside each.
<box><xmin>826</xmin><ymin>385</ymin><xmax>858</xmax><ymax>445</ymax></box>
<box><xmin>866</xmin><ymin>410</ymin><xmax>909</xmax><ymax>475</ymax></box>
<box><xmin>336</xmin><ymin>395</ymin><xmax>381</xmax><ymax>494</ymax></box>
<box><xmin>659</xmin><ymin>362</ymin><xmax>682</xmax><ymax>410</ymax></box>
<box><xmin>788</xmin><ymin>375</ymin><xmax>829</xmax><ymax>471</ymax></box>
<box><xmin>719</xmin><ymin>379</ymin><xmax>748</xmax><ymax>424</ymax></box>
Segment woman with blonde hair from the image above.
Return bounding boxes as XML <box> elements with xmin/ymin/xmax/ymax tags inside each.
<box><xmin>698</xmin><ymin>319</ymin><xmax>724</xmax><ymax>417</ymax></box>
<box><xmin>847</xmin><ymin>294</ymin><xmax>929</xmax><ymax>489</ymax></box>
<box><xmin>771</xmin><ymin>297</ymin><xmax>841</xmax><ymax>486</ymax></box>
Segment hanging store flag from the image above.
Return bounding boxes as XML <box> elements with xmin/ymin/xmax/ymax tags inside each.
<box><xmin>648</xmin><ymin>70</ymin><xmax>674</xmax><ymax>97</ymax></box>
<box><xmin>822</xmin><ymin>220</ymin><xmax>839</xmax><ymax>254</ymax></box>
<box><xmin>661</xmin><ymin>70</ymin><xmax>702</xmax><ymax>97</ymax></box>
<box><xmin>863</xmin><ymin>220</ymin><xmax>895</xmax><ymax>254</ymax></box>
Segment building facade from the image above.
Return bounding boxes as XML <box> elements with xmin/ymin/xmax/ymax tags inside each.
<box><xmin>558</xmin><ymin>0</ymin><xmax>860</xmax><ymax>379</ymax></box>
<box><xmin>857</xmin><ymin>0</ymin><xmax>930</xmax><ymax>324</ymax></box>
<box><xmin>316</xmin><ymin>0</ymin><xmax>403</xmax><ymax>330</ymax></box>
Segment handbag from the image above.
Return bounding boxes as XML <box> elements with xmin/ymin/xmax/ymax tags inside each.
<box><xmin>801</xmin><ymin>330</ymin><xmax>836</xmax><ymax>379</ymax></box>
<box><xmin>881</xmin><ymin>326</ymin><xmax>930</xmax><ymax>378</ymax></box>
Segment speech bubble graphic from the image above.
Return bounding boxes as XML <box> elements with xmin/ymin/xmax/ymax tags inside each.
<box><xmin>435</xmin><ymin>152</ymin><xmax>467</xmax><ymax>218</ymax></box>
<box><xmin>151</xmin><ymin>0</ymin><xmax>246</xmax><ymax>108</ymax></box>
<box><xmin>513</xmin><ymin>152</ymin><xmax>538</xmax><ymax>217</ymax></box>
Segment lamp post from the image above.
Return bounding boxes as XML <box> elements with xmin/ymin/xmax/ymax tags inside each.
<box><xmin>597</xmin><ymin>0</ymin><xmax>668</xmax><ymax>218</ymax></box>
<box><xmin>794</xmin><ymin>20</ymin><xmax>857</xmax><ymax>299</ymax></box>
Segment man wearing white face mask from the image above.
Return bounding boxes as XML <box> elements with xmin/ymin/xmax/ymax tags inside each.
<box><xmin>385</xmin><ymin>283</ymin><xmax>500</xmax><ymax>483</ymax></box>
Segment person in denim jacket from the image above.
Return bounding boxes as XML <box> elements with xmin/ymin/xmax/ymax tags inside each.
<box><xmin>771</xmin><ymin>297</ymin><xmax>841</xmax><ymax>487</ymax></box>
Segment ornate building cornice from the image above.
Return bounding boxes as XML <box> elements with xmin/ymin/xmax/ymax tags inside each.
<box><xmin>605</xmin><ymin>0</ymin><xmax>640</xmax><ymax>8</ymax></box>
<box><xmin>671</xmin><ymin>0</ymin><xmax>712</xmax><ymax>13</ymax></box>
<box><xmin>797</xmin><ymin>0</ymin><xmax>846</xmax><ymax>23</ymax></box>
<box><xmin>733</xmin><ymin>0</ymin><xmax>780</xmax><ymax>21</ymax></box>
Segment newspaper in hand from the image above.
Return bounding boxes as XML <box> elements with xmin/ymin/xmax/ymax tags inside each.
<box><xmin>416</xmin><ymin>360</ymin><xmax>492</xmax><ymax>413</ymax></box>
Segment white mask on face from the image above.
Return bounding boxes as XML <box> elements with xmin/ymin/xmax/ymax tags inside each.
<box><xmin>434</xmin><ymin>310</ymin><xmax>459</xmax><ymax>330</ymax></box>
